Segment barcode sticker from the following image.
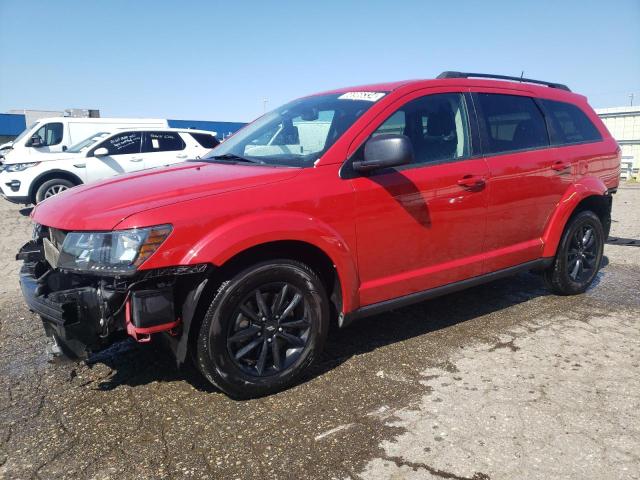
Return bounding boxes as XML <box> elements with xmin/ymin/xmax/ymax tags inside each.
<box><xmin>338</xmin><ymin>92</ymin><xmax>386</xmax><ymax>102</ymax></box>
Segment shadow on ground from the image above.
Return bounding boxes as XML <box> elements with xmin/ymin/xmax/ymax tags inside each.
<box><xmin>83</xmin><ymin>269</ymin><xmax>557</xmax><ymax>394</ymax></box>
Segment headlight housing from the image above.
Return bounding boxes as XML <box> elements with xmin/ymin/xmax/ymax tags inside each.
<box><xmin>57</xmin><ymin>224</ymin><xmax>172</xmax><ymax>275</ymax></box>
<box><xmin>2</xmin><ymin>162</ymin><xmax>40</xmax><ymax>172</ymax></box>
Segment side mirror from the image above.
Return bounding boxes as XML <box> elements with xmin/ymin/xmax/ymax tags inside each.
<box><xmin>93</xmin><ymin>147</ymin><xmax>108</xmax><ymax>157</ymax></box>
<box><xmin>353</xmin><ymin>134</ymin><xmax>413</xmax><ymax>173</ymax></box>
<box><xmin>29</xmin><ymin>135</ymin><xmax>42</xmax><ymax>147</ymax></box>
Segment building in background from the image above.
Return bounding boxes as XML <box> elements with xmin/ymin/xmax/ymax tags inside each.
<box><xmin>596</xmin><ymin>106</ymin><xmax>640</xmax><ymax>181</ymax></box>
<box><xmin>0</xmin><ymin>114</ymin><xmax>26</xmax><ymax>145</ymax></box>
<box><xmin>8</xmin><ymin>108</ymin><xmax>100</xmax><ymax>125</ymax></box>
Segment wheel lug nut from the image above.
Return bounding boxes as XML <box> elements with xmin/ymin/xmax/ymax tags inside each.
<box><xmin>278</xmin><ymin>327</ymin><xmax>283</xmax><ymax>332</ymax></box>
<box><xmin>258</xmin><ymin>332</ymin><xmax>262</xmax><ymax>336</ymax></box>
<box><xmin>267</xmin><ymin>338</ymin><xmax>272</xmax><ymax>343</ymax></box>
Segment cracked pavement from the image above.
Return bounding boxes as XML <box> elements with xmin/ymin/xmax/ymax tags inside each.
<box><xmin>0</xmin><ymin>186</ymin><xmax>639</xmax><ymax>480</ymax></box>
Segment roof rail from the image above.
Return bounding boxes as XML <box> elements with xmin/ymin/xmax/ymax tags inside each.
<box><xmin>437</xmin><ymin>71</ymin><xmax>571</xmax><ymax>92</ymax></box>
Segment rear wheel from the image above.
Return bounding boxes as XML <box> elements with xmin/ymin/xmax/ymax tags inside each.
<box><xmin>34</xmin><ymin>178</ymin><xmax>75</xmax><ymax>203</ymax></box>
<box><xmin>543</xmin><ymin>210</ymin><xmax>604</xmax><ymax>295</ymax></box>
<box><xmin>196</xmin><ymin>259</ymin><xmax>329</xmax><ymax>398</ymax></box>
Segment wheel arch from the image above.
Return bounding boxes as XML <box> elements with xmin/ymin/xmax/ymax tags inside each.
<box><xmin>29</xmin><ymin>169</ymin><xmax>83</xmax><ymax>203</ymax></box>
<box><xmin>541</xmin><ymin>177</ymin><xmax>612</xmax><ymax>257</ymax></box>
<box><xmin>214</xmin><ymin>240</ymin><xmax>343</xmax><ymax>316</ymax></box>
<box><xmin>179</xmin><ymin>211</ymin><xmax>360</xmax><ymax>314</ymax></box>
<box><xmin>173</xmin><ymin>238</ymin><xmax>352</xmax><ymax>368</ymax></box>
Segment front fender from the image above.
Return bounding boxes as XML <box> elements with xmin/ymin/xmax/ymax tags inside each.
<box><xmin>541</xmin><ymin>176</ymin><xmax>608</xmax><ymax>258</ymax></box>
<box><xmin>181</xmin><ymin>210</ymin><xmax>361</xmax><ymax>313</ymax></box>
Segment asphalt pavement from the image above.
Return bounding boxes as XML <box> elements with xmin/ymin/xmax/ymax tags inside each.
<box><xmin>1</xmin><ymin>186</ymin><xmax>638</xmax><ymax>480</ymax></box>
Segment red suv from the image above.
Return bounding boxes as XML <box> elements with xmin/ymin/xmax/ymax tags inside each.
<box><xmin>18</xmin><ymin>72</ymin><xmax>620</xmax><ymax>398</ymax></box>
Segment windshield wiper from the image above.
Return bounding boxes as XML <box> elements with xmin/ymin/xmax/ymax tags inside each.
<box><xmin>209</xmin><ymin>153</ymin><xmax>265</xmax><ymax>164</ymax></box>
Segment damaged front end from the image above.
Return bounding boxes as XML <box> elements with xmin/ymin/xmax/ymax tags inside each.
<box><xmin>17</xmin><ymin>224</ymin><xmax>210</xmax><ymax>362</ymax></box>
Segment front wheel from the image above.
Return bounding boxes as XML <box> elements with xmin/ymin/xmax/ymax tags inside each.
<box><xmin>543</xmin><ymin>210</ymin><xmax>604</xmax><ymax>295</ymax></box>
<box><xmin>196</xmin><ymin>259</ymin><xmax>329</xmax><ymax>398</ymax></box>
<box><xmin>34</xmin><ymin>178</ymin><xmax>75</xmax><ymax>203</ymax></box>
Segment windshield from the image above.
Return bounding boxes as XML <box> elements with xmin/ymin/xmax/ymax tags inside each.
<box><xmin>12</xmin><ymin>122</ymin><xmax>38</xmax><ymax>145</ymax></box>
<box><xmin>67</xmin><ymin>132</ymin><xmax>111</xmax><ymax>153</ymax></box>
<box><xmin>202</xmin><ymin>92</ymin><xmax>387</xmax><ymax>167</ymax></box>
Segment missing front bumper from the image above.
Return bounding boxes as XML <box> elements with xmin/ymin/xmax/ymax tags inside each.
<box><xmin>17</xmin><ymin>240</ymin><xmax>210</xmax><ymax>359</ymax></box>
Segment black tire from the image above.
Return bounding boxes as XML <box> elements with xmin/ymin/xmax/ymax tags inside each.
<box><xmin>543</xmin><ymin>210</ymin><xmax>604</xmax><ymax>295</ymax></box>
<box><xmin>196</xmin><ymin>259</ymin><xmax>329</xmax><ymax>398</ymax></box>
<box><xmin>34</xmin><ymin>178</ymin><xmax>75</xmax><ymax>204</ymax></box>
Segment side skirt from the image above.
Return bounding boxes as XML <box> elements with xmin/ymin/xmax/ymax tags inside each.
<box><xmin>342</xmin><ymin>258</ymin><xmax>554</xmax><ymax>326</ymax></box>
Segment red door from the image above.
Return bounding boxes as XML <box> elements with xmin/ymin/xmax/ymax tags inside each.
<box><xmin>472</xmin><ymin>91</ymin><xmax>573</xmax><ymax>272</ymax></box>
<box><xmin>348</xmin><ymin>90</ymin><xmax>490</xmax><ymax>306</ymax></box>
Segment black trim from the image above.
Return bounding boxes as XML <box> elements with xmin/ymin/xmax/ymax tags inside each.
<box><xmin>343</xmin><ymin>258</ymin><xmax>553</xmax><ymax>325</ymax></box>
<box><xmin>437</xmin><ymin>71</ymin><xmax>571</xmax><ymax>92</ymax></box>
<box><xmin>1</xmin><ymin>194</ymin><xmax>30</xmax><ymax>204</ymax></box>
<box><xmin>465</xmin><ymin>92</ymin><xmax>483</xmax><ymax>157</ymax></box>
<box><xmin>533</xmin><ymin>97</ymin><xmax>558</xmax><ymax>145</ymax></box>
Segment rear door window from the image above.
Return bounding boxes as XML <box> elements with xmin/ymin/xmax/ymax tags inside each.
<box><xmin>542</xmin><ymin>99</ymin><xmax>602</xmax><ymax>145</ymax></box>
<box><xmin>142</xmin><ymin>131</ymin><xmax>186</xmax><ymax>153</ymax></box>
<box><xmin>476</xmin><ymin>94</ymin><xmax>549</xmax><ymax>154</ymax></box>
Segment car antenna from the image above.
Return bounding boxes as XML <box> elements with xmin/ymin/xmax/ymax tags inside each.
<box><xmin>520</xmin><ymin>71</ymin><xmax>524</xmax><ymax>82</ymax></box>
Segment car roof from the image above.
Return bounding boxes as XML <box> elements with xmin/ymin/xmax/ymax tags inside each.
<box><xmin>312</xmin><ymin>73</ymin><xmax>584</xmax><ymax>103</ymax></box>
<box><xmin>121</xmin><ymin>127</ymin><xmax>216</xmax><ymax>134</ymax></box>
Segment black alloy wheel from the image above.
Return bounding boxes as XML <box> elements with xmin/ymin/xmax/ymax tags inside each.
<box><xmin>196</xmin><ymin>259</ymin><xmax>329</xmax><ymax>398</ymax></box>
<box><xmin>544</xmin><ymin>210</ymin><xmax>604</xmax><ymax>295</ymax></box>
<box><xmin>226</xmin><ymin>282</ymin><xmax>311</xmax><ymax>377</ymax></box>
<box><xmin>566</xmin><ymin>223</ymin><xmax>598</xmax><ymax>283</ymax></box>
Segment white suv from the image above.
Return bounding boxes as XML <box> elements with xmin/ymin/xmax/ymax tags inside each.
<box><xmin>0</xmin><ymin>128</ymin><xmax>219</xmax><ymax>204</ymax></box>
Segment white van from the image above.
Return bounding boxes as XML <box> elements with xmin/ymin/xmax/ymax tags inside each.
<box><xmin>0</xmin><ymin>117</ymin><xmax>168</xmax><ymax>161</ymax></box>
<box><xmin>0</xmin><ymin>128</ymin><xmax>218</xmax><ymax>204</ymax></box>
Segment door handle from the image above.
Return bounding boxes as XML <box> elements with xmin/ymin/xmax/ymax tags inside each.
<box><xmin>551</xmin><ymin>160</ymin><xmax>569</xmax><ymax>171</ymax></box>
<box><xmin>457</xmin><ymin>175</ymin><xmax>486</xmax><ymax>190</ymax></box>
<box><xmin>130</xmin><ymin>157</ymin><xmax>143</xmax><ymax>162</ymax></box>
<box><xmin>176</xmin><ymin>154</ymin><xmax>188</xmax><ymax>159</ymax></box>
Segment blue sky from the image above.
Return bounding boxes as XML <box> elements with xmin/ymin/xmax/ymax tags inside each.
<box><xmin>0</xmin><ymin>0</ymin><xmax>638</xmax><ymax>122</ymax></box>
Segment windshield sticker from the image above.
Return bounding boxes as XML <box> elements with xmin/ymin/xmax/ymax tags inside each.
<box><xmin>338</xmin><ymin>92</ymin><xmax>385</xmax><ymax>102</ymax></box>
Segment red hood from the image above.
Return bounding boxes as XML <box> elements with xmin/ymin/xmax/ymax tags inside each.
<box><xmin>32</xmin><ymin>162</ymin><xmax>300</xmax><ymax>230</ymax></box>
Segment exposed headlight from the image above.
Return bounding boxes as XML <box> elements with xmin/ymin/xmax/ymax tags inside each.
<box><xmin>3</xmin><ymin>162</ymin><xmax>40</xmax><ymax>172</ymax></box>
<box><xmin>57</xmin><ymin>224</ymin><xmax>172</xmax><ymax>275</ymax></box>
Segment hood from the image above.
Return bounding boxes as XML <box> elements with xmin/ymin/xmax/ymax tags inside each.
<box><xmin>2</xmin><ymin>150</ymin><xmax>82</xmax><ymax>164</ymax></box>
<box><xmin>32</xmin><ymin>162</ymin><xmax>301</xmax><ymax>230</ymax></box>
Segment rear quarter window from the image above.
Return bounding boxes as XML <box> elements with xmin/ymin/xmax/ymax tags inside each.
<box><xmin>143</xmin><ymin>131</ymin><xmax>186</xmax><ymax>152</ymax></box>
<box><xmin>189</xmin><ymin>132</ymin><xmax>220</xmax><ymax>149</ymax></box>
<box><xmin>542</xmin><ymin>99</ymin><xmax>602</xmax><ymax>145</ymax></box>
